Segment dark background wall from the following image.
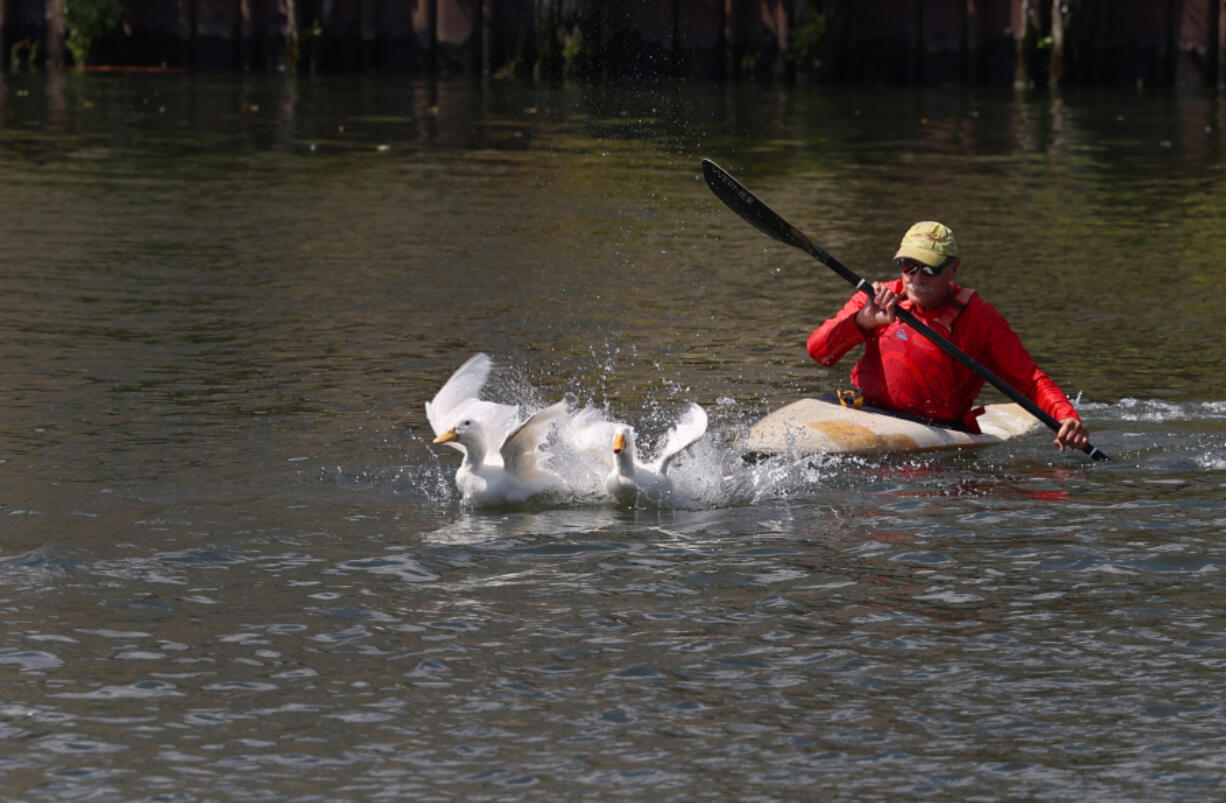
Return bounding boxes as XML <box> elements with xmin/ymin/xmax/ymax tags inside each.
<box><xmin>3</xmin><ymin>0</ymin><xmax>1225</xmax><ymax>89</ymax></box>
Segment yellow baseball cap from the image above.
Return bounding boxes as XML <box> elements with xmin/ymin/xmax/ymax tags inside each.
<box><xmin>894</xmin><ymin>221</ymin><xmax>958</xmax><ymax>266</ymax></box>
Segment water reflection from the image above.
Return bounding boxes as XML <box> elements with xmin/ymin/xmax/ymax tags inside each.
<box><xmin>4</xmin><ymin>76</ymin><xmax>1224</xmax><ymax>408</ymax></box>
<box><xmin>4</xmin><ymin>73</ymin><xmax>1220</xmax><ymax>170</ymax></box>
<box><xmin>3</xmin><ymin>74</ymin><xmax>1226</xmax><ymax>800</ymax></box>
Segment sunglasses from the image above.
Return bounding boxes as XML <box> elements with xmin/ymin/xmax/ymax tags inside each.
<box><xmin>897</xmin><ymin>258</ymin><xmax>952</xmax><ymax>277</ymax></box>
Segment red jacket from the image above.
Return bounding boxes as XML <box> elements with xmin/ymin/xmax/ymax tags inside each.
<box><xmin>807</xmin><ymin>279</ymin><xmax>1079</xmax><ymax>430</ymax></box>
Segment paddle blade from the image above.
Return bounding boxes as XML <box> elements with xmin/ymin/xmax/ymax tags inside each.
<box><xmin>702</xmin><ymin>158</ymin><xmax>871</xmax><ymax>293</ymax></box>
<box><xmin>701</xmin><ymin>159</ymin><xmax>818</xmax><ymax>254</ymax></box>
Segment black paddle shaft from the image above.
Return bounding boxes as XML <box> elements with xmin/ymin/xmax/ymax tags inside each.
<box><xmin>701</xmin><ymin>158</ymin><xmax>1109</xmax><ymax>462</ymax></box>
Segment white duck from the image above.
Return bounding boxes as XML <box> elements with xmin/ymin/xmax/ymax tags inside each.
<box><xmin>426</xmin><ymin>353</ymin><xmax>567</xmax><ymax>507</ymax></box>
<box><xmin>603</xmin><ymin>403</ymin><xmax>709</xmax><ymax>506</ymax></box>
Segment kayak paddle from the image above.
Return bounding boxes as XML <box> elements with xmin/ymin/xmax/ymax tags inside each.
<box><xmin>701</xmin><ymin>157</ymin><xmax>1109</xmax><ymax>462</ymax></box>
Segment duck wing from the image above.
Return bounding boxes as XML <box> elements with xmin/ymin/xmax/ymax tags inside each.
<box><xmin>426</xmin><ymin>353</ymin><xmax>518</xmax><ymax>456</ymax></box>
<box><xmin>500</xmin><ymin>400</ymin><xmax>568</xmax><ymax>484</ymax></box>
<box><xmin>652</xmin><ymin>403</ymin><xmax>708</xmax><ymax>475</ymax></box>
<box><xmin>565</xmin><ymin>406</ymin><xmax>621</xmax><ymax>472</ymax></box>
<box><xmin>426</xmin><ymin>353</ymin><xmax>491</xmax><ymax>433</ymax></box>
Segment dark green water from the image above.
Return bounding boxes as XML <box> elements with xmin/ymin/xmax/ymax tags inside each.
<box><xmin>1</xmin><ymin>72</ymin><xmax>1225</xmax><ymax>799</ymax></box>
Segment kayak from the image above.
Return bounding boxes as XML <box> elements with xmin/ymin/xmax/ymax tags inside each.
<box><xmin>740</xmin><ymin>397</ymin><xmax>1041</xmax><ymax>457</ymax></box>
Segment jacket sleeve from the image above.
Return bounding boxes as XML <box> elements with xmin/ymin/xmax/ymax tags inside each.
<box><xmin>807</xmin><ymin>294</ymin><xmax>870</xmax><ymax>367</ymax></box>
<box><xmin>973</xmin><ymin>300</ymin><xmax>1080</xmax><ymax>422</ymax></box>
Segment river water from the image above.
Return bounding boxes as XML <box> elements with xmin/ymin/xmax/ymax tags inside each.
<box><xmin>2</xmin><ymin>72</ymin><xmax>1225</xmax><ymax>799</ymax></box>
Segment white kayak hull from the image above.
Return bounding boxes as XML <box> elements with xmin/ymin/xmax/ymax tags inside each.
<box><xmin>741</xmin><ymin>398</ymin><xmax>1041</xmax><ymax>457</ymax></box>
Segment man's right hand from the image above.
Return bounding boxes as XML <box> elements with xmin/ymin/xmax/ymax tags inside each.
<box><xmin>855</xmin><ymin>282</ymin><xmax>900</xmax><ymax>331</ymax></box>
<box><xmin>1054</xmin><ymin>417</ymin><xmax>1090</xmax><ymax>452</ymax></box>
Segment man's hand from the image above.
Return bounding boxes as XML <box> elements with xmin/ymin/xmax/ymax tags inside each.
<box><xmin>1054</xmin><ymin>417</ymin><xmax>1090</xmax><ymax>452</ymax></box>
<box><xmin>855</xmin><ymin>283</ymin><xmax>899</xmax><ymax>331</ymax></box>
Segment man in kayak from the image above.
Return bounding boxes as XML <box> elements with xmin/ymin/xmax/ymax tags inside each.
<box><xmin>807</xmin><ymin>221</ymin><xmax>1091</xmax><ymax>452</ymax></box>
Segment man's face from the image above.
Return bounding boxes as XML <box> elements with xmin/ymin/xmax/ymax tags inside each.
<box><xmin>901</xmin><ymin>259</ymin><xmax>957</xmax><ymax>309</ymax></box>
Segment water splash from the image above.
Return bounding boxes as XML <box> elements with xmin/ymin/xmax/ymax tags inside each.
<box><xmin>415</xmin><ymin>358</ymin><xmax>847</xmax><ymax>510</ymax></box>
<box><xmin>413</xmin><ymin>362</ymin><xmax>1226</xmax><ymax>511</ymax></box>
<box><xmin>1088</xmin><ymin>398</ymin><xmax>1226</xmax><ymax>422</ymax></box>
<box><xmin>1078</xmin><ymin>398</ymin><xmax>1226</xmax><ymax>470</ymax></box>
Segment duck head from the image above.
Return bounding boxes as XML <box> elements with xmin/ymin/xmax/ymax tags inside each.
<box><xmin>434</xmin><ymin>419</ymin><xmax>487</xmax><ymax>465</ymax></box>
<box><xmin>611</xmin><ymin>425</ymin><xmax>638</xmax><ymax>466</ymax></box>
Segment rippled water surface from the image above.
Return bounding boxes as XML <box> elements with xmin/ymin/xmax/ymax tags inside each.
<box><xmin>2</xmin><ymin>72</ymin><xmax>1226</xmax><ymax>800</ymax></box>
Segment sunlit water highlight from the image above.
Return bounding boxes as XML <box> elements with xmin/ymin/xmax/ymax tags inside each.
<box><xmin>2</xmin><ymin>73</ymin><xmax>1226</xmax><ymax>799</ymax></box>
